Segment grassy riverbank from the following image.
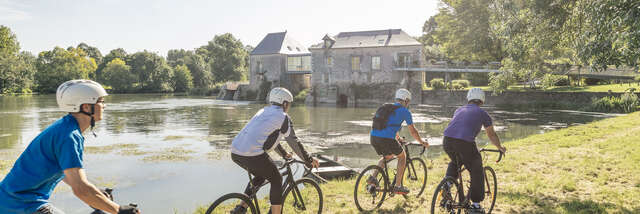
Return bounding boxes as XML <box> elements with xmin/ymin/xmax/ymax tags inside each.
<box><xmin>194</xmin><ymin>111</ymin><xmax>640</xmax><ymax>213</ymax></box>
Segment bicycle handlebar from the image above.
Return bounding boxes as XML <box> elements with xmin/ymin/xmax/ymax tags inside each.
<box><xmin>280</xmin><ymin>155</ymin><xmax>328</xmax><ymax>183</ymax></box>
<box><xmin>479</xmin><ymin>148</ymin><xmax>504</xmax><ymax>163</ymax></box>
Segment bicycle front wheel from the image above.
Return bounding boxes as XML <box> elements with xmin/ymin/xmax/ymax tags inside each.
<box><xmin>481</xmin><ymin>166</ymin><xmax>497</xmax><ymax>214</ymax></box>
<box><xmin>430</xmin><ymin>177</ymin><xmax>462</xmax><ymax>214</ymax></box>
<box><xmin>354</xmin><ymin>165</ymin><xmax>388</xmax><ymax>211</ymax></box>
<box><xmin>206</xmin><ymin>193</ymin><xmax>256</xmax><ymax>214</ymax></box>
<box><xmin>404</xmin><ymin>157</ymin><xmax>427</xmax><ymax>198</ymax></box>
<box><xmin>282</xmin><ymin>178</ymin><xmax>323</xmax><ymax>214</ymax></box>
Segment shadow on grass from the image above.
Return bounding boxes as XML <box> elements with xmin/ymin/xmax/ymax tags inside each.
<box><xmin>502</xmin><ymin>191</ymin><xmax>639</xmax><ymax>214</ymax></box>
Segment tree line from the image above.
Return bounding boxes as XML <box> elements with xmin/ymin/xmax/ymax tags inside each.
<box><xmin>419</xmin><ymin>0</ymin><xmax>640</xmax><ymax>92</ymax></box>
<box><xmin>0</xmin><ymin>25</ymin><xmax>251</xmax><ymax>94</ymax></box>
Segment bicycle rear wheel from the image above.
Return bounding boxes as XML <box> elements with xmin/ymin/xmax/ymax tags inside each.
<box><xmin>481</xmin><ymin>166</ymin><xmax>497</xmax><ymax>214</ymax></box>
<box><xmin>404</xmin><ymin>158</ymin><xmax>427</xmax><ymax>198</ymax></box>
<box><xmin>430</xmin><ymin>177</ymin><xmax>462</xmax><ymax>214</ymax></box>
<box><xmin>206</xmin><ymin>193</ymin><xmax>256</xmax><ymax>214</ymax></box>
<box><xmin>282</xmin><ymin>178</ymin><xmax>323</xmax><ymax>213</ymax></box>
<box><xmin>353</xmin><ymin>165</ymin><xmax>388</xmax><ymax>211</ymax></box>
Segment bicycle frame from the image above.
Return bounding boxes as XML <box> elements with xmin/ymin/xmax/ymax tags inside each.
<box><xmin>450</xmin><ymin>148</ymin><xmax>503</xmax><ymax>210</ymax></box>
<box><xmin>245</xmin><ymin>159</ymin><xmax>312</xmax><ymax>214</ymax></box>
<box><xmin>379</xmin><ymin>141</ymin><xmax>426</xmax><ymax>194</ymax></box>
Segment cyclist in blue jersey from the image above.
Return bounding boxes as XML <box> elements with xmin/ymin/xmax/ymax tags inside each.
<box><xmin>441</xmin><ymin>88</ymin><xmax>506</xmax><ymax>214</ymax></box>
<box><xmin>368</xmin><ymin>89</ymin><xmax>429</xmax><ymax>195</ymax></box>
<box><xmin>0</xmin><ymin>80</ymin><xmax>139</xmax><ymax>214</ymax></box>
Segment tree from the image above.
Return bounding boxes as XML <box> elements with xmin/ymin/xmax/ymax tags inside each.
<box><xmin>102</xmin><ymin>58</ymin><xmax>137</xmax><ymax>93</ymax></box>
<box><xmin>172</xmin><ymin>64</ymin><xmax>193</xmax><ymax>92</ymax></box>
<box><xmin>421</xmin><ymin>0</ymin><xmax>504</xmax><ymax>63</ymax></box>
<box><xmin>35</xmin><ymin>47</ymin><xmax>97</xmax><ymax>93</ymax></box>
<box><xmin>0</xmin><ymin>26</ymin><xmax>36</xmax><ymax>93</ymax></box>
<box><xmin>127</xmin><ymin>51</ymin><xmax>173</xmax><ymax>92</ymax></box>
<box><xmin>199</xmin><ymin>33</ymin><xmax>249</xmax><ymax>83</ymax></box>
<box><xmin>573</xmin><ymin>0</ymin><xmax>640</xmax><ymax>70</ymax></box>
<box><xmin>97</xmin><ymin>48</ymin><xmax>127</xmax><ymax>81</ymax></box>
<box><xmin>0</xmin><ymin>26</ymin><xmax>20</xmax><ymax>57</ymax></box>
<box><xmin>168</xmin><ymin>49</ymin><xmax>214</xmax><ymax>89</ymax></box>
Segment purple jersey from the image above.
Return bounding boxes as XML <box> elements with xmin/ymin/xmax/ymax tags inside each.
<box><xmin>443</xmin><ymin>104</ymin><xmax>493</xmax><ymax>143</ymax></box>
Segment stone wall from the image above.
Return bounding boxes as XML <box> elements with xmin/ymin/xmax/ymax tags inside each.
<box><xmin>421</xmin><ymin>90</ymin><xmax>640</xmax><ymax>106</ymax></box>
<box><xmin>249</xmin><ymin>54</ymin><xmax>283</xmax><ymax>91</ymax></box>
<box><xmin>308</xmin><ymin>45</ymin><xmax>424</xmax><ymax>106</ymax></box>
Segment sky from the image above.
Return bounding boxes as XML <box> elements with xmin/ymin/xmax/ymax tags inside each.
<box><xmin>1</xmin><ymin>0</ymin><xmax>439</xmax><ymax>56</ymax></box>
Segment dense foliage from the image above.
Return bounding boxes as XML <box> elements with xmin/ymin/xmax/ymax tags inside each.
<box><xmin>0</xmin><ymin>25</ymin><xmax>249</xmax><ymax>94</ymax></box>
<box><xmin>421</xmin><ymin>0</ymin><xmax>640</xmax><ymax>92</ymax></box>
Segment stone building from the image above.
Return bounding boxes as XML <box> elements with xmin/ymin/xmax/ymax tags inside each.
<box><xmin>248</xmin><ymin>31</ymin><xmax>312</xmax><ymax>101</ymax></box>
<box><xmin>307</xmin><ymin>29</ymin><xmax>425</xmax><ymax>106</ymax></box>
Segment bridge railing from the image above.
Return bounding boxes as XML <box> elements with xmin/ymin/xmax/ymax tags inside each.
<box><xmin>393</xmin><ymin>61</ymin><xmax>502</xmax><ymax>70</ymax></box>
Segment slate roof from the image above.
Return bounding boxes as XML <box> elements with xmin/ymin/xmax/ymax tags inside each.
<box><xmin>310</xmin><ymin>29</ymin><xmax>421</xmax><ymax>49</ymax></box>
<box><xmin>251</xmin><ymin>32</ymin><xmax>310</xmax><ymax>55</ymax></box>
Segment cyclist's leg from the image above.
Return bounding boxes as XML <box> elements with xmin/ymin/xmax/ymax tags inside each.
<box><xmin>231</xmin><ymin>153</ymin><xmax>283</xmax><ymax>212</ymax></box>
<box><xmin>443</xmin><ymin>136</ymin><xmax>461</xmax><ymax>180</ymax></box>
<box><xmin>394</xmin><ymin>149</ymin><xmax>407</xmax><ymax>187</ymax></box>
<box><xmin>370</xmin><ymin>136</ymin><xmax>395</xmax><ymax>178</ymax></box>
<box><xmin>32</xmin><ymin>204</ymin><xmax>65</xmax><ymax>214</ymax></box>
<box><xmin>458</xmin><ymin>142</ymin><xmax>484</xmax><ymax>203</ymax></box>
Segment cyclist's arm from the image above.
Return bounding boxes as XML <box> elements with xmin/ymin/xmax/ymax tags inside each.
<box><xmin>407</xmin><ymin>124</ymin><xmax>428</xmax><ymax>146</ymax></box>
<box><xmin>485</xmin><ymin>126</ymin><xmax>505</xmax><ymax>152</ymax></box>
<box><xmin>63</xmin><ymin>168</ymin><xmax>119</xmax><ymax>214</ymax></box>
<box><xmin>284</xmin><ymin>127</ymin><xmax>312</xmax><ymax>163</ymax></box>
<box><xmin>274</xmin><ymin>144</ymin><xmax>288</xmax><ymax>159</ymax></box>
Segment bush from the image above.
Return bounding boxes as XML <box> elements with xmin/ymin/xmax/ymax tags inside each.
<box><xmin>584</xmin><ymin>78</ymin><xmax>606</xmax><ymax>85</ymax></box>
<box><xmin>294</xmin><ymin>89</ymin><xmax>309</xmax><ymax>103</ymax></box>
<box><xmin>430</xmin><ymin>78</ymin><xmax>446</xmax><ymax>90</ymax></box>
<box><xmin>541</xmin><ymin>74</ymin><xmax>570</xmax><ymax>89</ymax></box>
<box><xmin>451</xmin><ymin>80</ymin><xmax>470</xmax><ymax>88</ymax></box>
<box><xmin>450</xmin><ymin>82</ymin><xmax>464</xmax><ymax>90</ymax></box>
<box><xmin>489</xmin><ymin>72</ymin><xmax>514</xmax><ymax>94</ymax></box>
<box><xmin>587</xmin><ymin>92</ymin><xmax>639</xmax><ymax>113</ymax></box>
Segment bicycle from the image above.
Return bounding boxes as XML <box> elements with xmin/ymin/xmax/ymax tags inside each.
<box><xmin>430</xmin><ymin>148</ymin><xmax>504</xmax><ymax>214</ymax></box>
<box><xmin>91</xmin><ymin>188</ymin><xmax>138</xmax><ymax>214</ymax></box>
<box><xmin>206</xmin><ymin>157</ymin><xmax>323</xmax><ymax>214</ymax></box>
<box><xmin>353</xmin><ymin>137</ymin><xmax>428</xmax><ymax>211</ymax></box>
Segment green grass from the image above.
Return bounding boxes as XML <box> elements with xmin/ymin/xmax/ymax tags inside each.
<box><xmin>424</xmin><ymin>83</ymin><xmax>639</xmax><ymax>93</ymax></box>
<box><xmin>195</xmin><ymin>112</ymin><xmax>640</xmax><ymax>213</ymax></box>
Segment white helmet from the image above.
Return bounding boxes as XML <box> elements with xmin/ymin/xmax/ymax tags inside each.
<box><xmin>56</xmin><ymin>79</ymin><xmax>108</xmax><ymax>112</ymax></box>
<box><xmin>467</xmin><ymin>88</ymin><xmax>485</xmax><ymax>103</ymax></box>
<box><xmin>395</xmin><ymin>88</ymin><xmax>412</xmax><ymax>101</ymax></box>
<box><xmin>268</xmin><ymin>87</ymin><xmax>293</xmax><ymax>105</ymax></box>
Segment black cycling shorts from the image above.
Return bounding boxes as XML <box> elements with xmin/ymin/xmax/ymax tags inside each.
<box><xmin>370</xmin><ymin>135</ymin><xmax>403</xmax><ymax>156</ymax></box>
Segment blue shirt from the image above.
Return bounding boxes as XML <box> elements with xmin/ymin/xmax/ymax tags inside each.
<box><xmin>443</xmin><ymin>104</ymin><xmax>493</xmax><ymax>143</ymax></box>
<box><xmin>0</xmin><ymin>114</ymin><xmax>85</xmax><ymax>214</ymax></box>
<box><xmin>370</xmin><ymin>103</ymin><xmax>413</xmax><ymax>139</ymax></box>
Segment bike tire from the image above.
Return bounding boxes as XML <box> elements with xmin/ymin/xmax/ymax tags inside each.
<box><xmin>404</xmin><ymin>157</ymin><xmax>427</xmax><ymax>198</ymax></box>
<box><xmin>353</xmin><ymin>165</ymin><xmax>389</xmax><ymax>211</ymax></box>
<box><xmin>482</xmin><ymin>166</ymin><xmax>498</xmax><ymax>214</ymax></box>
<box><xmin>430</xmin><ymin>177</ymin><xmax>462</xmax><ymax>214</ymax></box>
<box><xmin>205</xmin><ymin>193</ymin><xmax>256</xmax><ymax>214</ymax></box>
<box><xmin>282</xmin><ymin>178</ymin><xmax>323</xmax><ymax>213</ymax></box>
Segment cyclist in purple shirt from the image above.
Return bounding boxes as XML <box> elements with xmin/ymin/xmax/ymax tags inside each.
<box><xmin>441</xmin><ymin>88</ymin><xmax>506</xmax><ymax>214</ymax></box>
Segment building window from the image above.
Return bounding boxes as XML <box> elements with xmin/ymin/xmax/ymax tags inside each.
<box><xmin>257</xmin><ymin>61</ymin><xmax>262</xmax><ymax>73</ymax></box>
<box><xmin>371</xmin><ymin>56</ymin><xmax>381</xmax><ymax>70</ymax></box>
<box><xmin>287</xmin><ymin>55</ymin><xmax>311</xmax><ymax>71</ymax></box>
<box><xmin>351</xmin><ymin>56</ymin><xmax>361</xmax><ymax>71</ymax></box>
<box><xmin>324</xmin><ymin>73</ymin><xmax>329</xmax><ymax>83</ymax></box>
<box><xmin>326</xmin><ymin>56</ymin><xmax>332</xmax><ymax>66</ymax></box>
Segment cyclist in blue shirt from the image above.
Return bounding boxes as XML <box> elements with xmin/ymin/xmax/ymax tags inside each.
<box><xmin>0</xmin><ymin>80</ymin><xmax>139</xmax><ymax>214</ymax></box>
<box><xmin>368</xmin><ymin>89</ymin><xmax>429</xmax><ymax>195</ymax></box>
<box><xmin>441</xmin><ymin>88</ymin><xmax>506</xmax><ymax>214</ymax></box>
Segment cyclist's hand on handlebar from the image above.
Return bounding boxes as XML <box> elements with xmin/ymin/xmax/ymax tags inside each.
<box><xmin>420</xmin><ymin>138</ymin><xmax>430</xmax><ymax>148</ymax></box>
<box><xmin>284</xmin><ymin>153</ymin><xmax>293</xmax><ymax>159</ymax></box>
<box><xmin>306</xmin><ymin>157</ymin><xmax>320</xmax><ymax>169</ymax></box>
<box><xmin>498</xmin><ymin>145</ymin><xmax>506</xmax><ymax>153</ymax></box>
<box><xmin>118</xmin><ymin>204</ymin><xmax>140</xmax><ymax>214</ymax></box>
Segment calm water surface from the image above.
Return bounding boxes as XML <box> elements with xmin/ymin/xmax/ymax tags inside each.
<box><xmin>0</xmin><ymin>94</ymin><xmax>620</xmax><ymax>213</ymax></box>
